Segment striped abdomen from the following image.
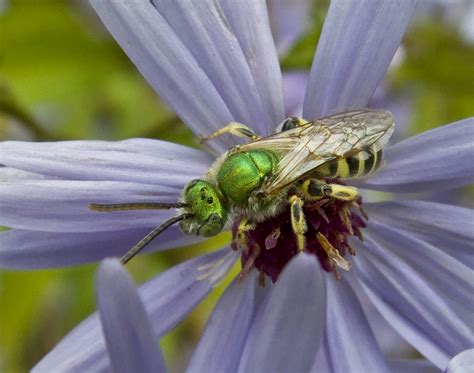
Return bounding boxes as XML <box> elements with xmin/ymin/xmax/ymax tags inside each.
<box><xmin>314</xmin><ymin>145</ymin><xmax>383</xmax><ymax>179</ymax></box>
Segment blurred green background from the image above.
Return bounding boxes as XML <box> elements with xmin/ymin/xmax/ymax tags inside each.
<box><xmin>1</xmin><ymin>0</ymin><xmax>473</xmax><ymax>372</ymax></box>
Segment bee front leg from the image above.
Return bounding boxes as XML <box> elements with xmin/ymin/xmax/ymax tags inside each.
<box><xmin>300</xmin><ymin>179</ymin><xmax>359</xmax><ymax>201</ymax></box>
<box><xmin>289</xmin><ymin>195</ymin><xmax>307</xmax><ymax>252</ymax></box>
<box><xmin>199</xmin><ymin>122</ymin><xmax>261</xmax><ymax>143</ymax></box>
<box><xmin>235</xmin><ymin>217</ymin><xmax>255</xmax><ymax>252</ymax></box>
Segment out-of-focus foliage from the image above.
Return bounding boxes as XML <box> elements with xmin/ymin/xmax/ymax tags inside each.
<box><xmin>393</xmin><ymin>20</ymin><xmax>474</xmax><ymax>135</ymax></box>
<box><xmin>0</xmin><ymin>0</ymin><xmax>195</xmax><ymax>144</ymax></box>
<box><xmin>0</xmin><ymin>0</ymin><xmax>473</xmax><ymax>372</ymax></box>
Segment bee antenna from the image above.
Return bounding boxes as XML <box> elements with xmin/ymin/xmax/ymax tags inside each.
<box><xmin>89</xmin><ymin>202</ymin><xmax>188</xmax><ymax>212</ymax></box>
<box><xmin>120</xmin><ymin>213</ymin><xmax>194</xmax><ymax>265</ymax></box>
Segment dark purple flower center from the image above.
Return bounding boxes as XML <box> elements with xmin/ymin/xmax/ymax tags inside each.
<box><xmin>231</xmin><ymin>187</ymin><xmax>367</xmax><ymax>283</ymax></box>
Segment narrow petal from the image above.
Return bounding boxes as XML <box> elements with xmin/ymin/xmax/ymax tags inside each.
<box><xmin>282</xmin><ymin>71</ymin><xmax>308</xmax><ymax>117</ymax></box>
<box><xmin>446</xmin><ymin>349</ymin><xmax>474</xmax><ymax>373</ymax></box>
<box><xmin>215</xmin><ymin>0</ymin><xmax>285</xmax><ymax>132</ymax></box>
<box><xmin>238</xmin><ymin>254</ymin><xmax>326</xmax><ymax>373</ymax></box>
<box><xmin>311</xmin><ymin>340</ymin><xmax>332</xmax><ymax>372</ymax></box>
<box><xmin>97</xmin><ymin>259</ymin><xmax>166</xmax><ymax>373</ymax></box>
<box><xmin>303</xmin><ymin>0</ymin><xmax>416</xmax><ymax>118</ymax></box>
<box><xmin>365</xmin><ymin>200</ymin><xmax>474</xmax><ymax>268</ymax></box>
<box><xmin>0</xmin><ymin>139</ymin><xmax>212</xmax><ymax>186</ymax></box>
<box><xmin>312</xmin><ymin>275</ymin><xmax>389</xmax><ymax>372</ymax></box>
<box><xmin>388</xmin><ymin>359</ymin><xmax>439</xmax><ymax>373</ymax></box>
<box><xmin>0</xmin><ymin>180</ymin><xmax>180</xmax><ymax>232</ymax></box>
<box><xmin>152</xmin><ymin>0</ymin><xmax>283</xmax><ymax>137</ymax></box>
<box><xmin>361</xmin><ymin>118</ymin><xmax>474</xmax><ymax>192</ymax></box>
<box><xmin>356</xmin><ymin>287</ymin><xmax>415</xmax><ymax>358</ymax></box>
<box><xmin>0</xmin><ymin>166</ymin><xmax>57</xmax><ymax>181</ymax></box>
<box><xmin>91</xmin><ymin>0</ymin><xmax>284</xmax><ymax>150</ymax></box>
<box><xmin>33</xmin><ymin>248</ymin><xmax>236</xmax><ymax>372</ymax></box>
<box><xmin>355</xmin><ymin>240</ymin><xmax>472</xmax><ymax>369</ymax></box>
<box><xmin>366</xmin><ymin>221</ymin><xmax>474</xmax><ymax>329</ymax></box>
<box><xmin>0</xmin><ymin>226</ymin><xmax>199</xmax><ymax>269</ymax></box>
<box><xmin>267</xmin><ymin>0</ymin><xmax>311</xmax><ymax>56</ymax></box>
<box><xmin>187</xmin><ymin>271</ymin><xmax>266</xmax><ymax>373</ymax></box>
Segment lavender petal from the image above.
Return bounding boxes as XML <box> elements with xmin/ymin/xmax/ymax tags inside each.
<box><xmin>366</xmin><ymin>221</ymin><xmax>474</xmax><ymax>330</ymax></box>
<box><xmin>361</xmin><ymin>118</ymin><xmax>474</xmax><ymax>192</ymax></box>
<box><xmin>388</xmin><ymin>359</ymin><xmax>439</xmax><ymax>373</ymax></box>
<box><xmin>217</xmin><ymin>0</ymin><xmax>285</xmax><ymax>134</ymax></box>
<box><xmin>303</xmin><ymin>0</ymin><xmax>416</xmax><ymax>118</ymax></box>
<box><xmin>0</xmin><ymin>166</ymin><xmax>56</xmax><ymax>181</ymax></box>
<box><xmin>365</xmin><ymin>200</ymin><xmax>474</xmax><ymax>268</ymax></box>
<box><xmin>0</xmin><ymin>226</ymin><xmax>199</xmax><ymax>269</ymax></box>
<box><xmin>0</xmin><ymin>139</ymin><xmax>212</xmax><ymax>186</ymax></box>
<box><xmin>355</xmin><ymin>239</ymin><xmax>472</xmax><ymax>369</ymax></box>
<box><xmin>282</xmin><ymin>71</ymin><xmax>308</xmax><ymax>117</ymax></box>
<box><xmin>311</xmin><ymin>275</ymin><xmax>389</xmax><ymax>372</ymax></box>
<box><xmin>267</xmin><ymin>0</ymin><xmax>312</xmax><ymax>56</ymax></box>
<box><xmin>0</xmin><ymin>180</ymin><xmax>181</xmax><ymax>232</ymax></box>
<box><xmin>91</xmin><ymin>0</ymin><xmax>284</xmax><ymax>150</ymax></box>
<box><xmin>97</xmin><ymin>259</ymin><xmax>166</xmax><ymax>373</ymax></box>
<box><xmin>33</xmin><ymin>248</ymin><xmax>236</xmax><ymax>372</ymax></box>
<box><xmin>186</xmin><ymin>271</ymin><xmax>266</xmax><ymax>373</ymax></box>
<box><xmin>238</xmin><ymin>254</ymin><xmax>326</xmax><ymax>373</ymax></box>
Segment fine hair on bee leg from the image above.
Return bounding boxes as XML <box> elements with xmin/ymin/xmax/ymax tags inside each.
<box><xmin>300</xmin><ymin>179</ymin><xmax>359</xmax><ymax>202</ymax></box>
<box><xmin>289</xmin><ymin>195</ymin><xmax>307</xmax><ymax>252</ymax></box>
<box><xmin>199</xmin><ymin>122</ymin><xmax>260</xmax><ymax>143</ymax></box>
<box><xmin>235</xmin><ymin>217</ymin><xmax>256</xmax><ymax>252</ymax></box>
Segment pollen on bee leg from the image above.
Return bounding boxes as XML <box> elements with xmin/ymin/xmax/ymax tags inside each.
<box><xmin>289</xmin><ymin>195</ymin><xmax>307</xmax><ymax>252</ymax></box>
<box><xmin>316</xmin><ymin>232</ymin><xmax>352</xmax><ymax>271</ymax></box>
<box><xmin>235</xmin><ymin>218</ymin><xmax>255</xmax><ymax>252</ymax></box>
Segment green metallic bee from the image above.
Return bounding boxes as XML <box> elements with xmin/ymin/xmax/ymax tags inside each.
<box><xmin>90</xmin><ymin>109</ymin><xmax>394</xmax><ymax>264</ymax></box>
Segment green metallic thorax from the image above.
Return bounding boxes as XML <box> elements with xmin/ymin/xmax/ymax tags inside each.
<box><xmin>216</xmin><ymin>150</ymin><xmax>279</xmax><ymax>205</ymax></box>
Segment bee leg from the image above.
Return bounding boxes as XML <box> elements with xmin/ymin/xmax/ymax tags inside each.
<box><xmin>289</xmin><ymin>195</ymin><xmax>307</xmax><ymax>252</ymax></box>
<box><xmin>199</xmin><ymin>122</ymin><xmax>261</xmax><ymax>143</ymax></box>
<box><xmin>235</xmin><ymin>217</ymin><xmax>255</xmax><ymax>252</ymax></box>
<box><xmin>300</xmin><ymin>179</ymin><xmax>359</xmax><ymax>201</ymax></box>
<box><xmin>279</xmin><ymin>117</ymin><xmax>309</xmax><ymax>132</ymax></box>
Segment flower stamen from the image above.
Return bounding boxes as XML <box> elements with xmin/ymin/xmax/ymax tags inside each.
<box><xmin>231</xmin><ymin>183</ymin><xmax>368</xmax><ymax>282</ymax></box>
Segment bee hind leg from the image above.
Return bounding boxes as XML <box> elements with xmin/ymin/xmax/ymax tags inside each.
<box><xmin>199</xmin><ymin>122</ymin><xmax>261</xmax><ymax>143</ymax></box>
<box><xmin>300</xmin><ymin>179</ymin><xmax>359</xmax><ymax>201</ymax></box>
<box><xmin>289</xmin><ymin>195</ymin><xmax>307</xmax><ymax>252</ymax></box>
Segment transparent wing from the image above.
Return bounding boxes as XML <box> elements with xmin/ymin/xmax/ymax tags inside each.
<box><xmin>235</xmin><ymin>124</ymin><xmax>308</xmax><ymax>154</ymax></box>
<box><xmin>254</xmin><ymin>109</ymin><xmax>394</xmax><ymax>195</ymax></box>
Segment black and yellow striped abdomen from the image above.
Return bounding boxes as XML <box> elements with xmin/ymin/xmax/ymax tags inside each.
<box><xmin>314</xmin><ymin>145</ymin><xmax>383</xmax><ymax>179</ymax></box>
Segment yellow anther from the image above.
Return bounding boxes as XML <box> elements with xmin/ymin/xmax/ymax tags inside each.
<box><xmin>316</xmin><ymin>232</ymin><xmax>352</xmax><ymax>271</ymax></box>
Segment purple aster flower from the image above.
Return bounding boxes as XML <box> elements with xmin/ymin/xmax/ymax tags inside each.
<box><xmin>96</xmin><ymin>258</ymin><xmax>166</xmax><ymax>373</ymax></box>
<box><xmin>0</xmin><ymin>0</ymin><xmax>472</xmax><ymax>371</ymax></box>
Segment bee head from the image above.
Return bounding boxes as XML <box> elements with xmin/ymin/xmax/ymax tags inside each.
<box><xmin>180</xmin><ymin>179</ymin><xmax>227</xmax><ymax>237</ymax></box>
